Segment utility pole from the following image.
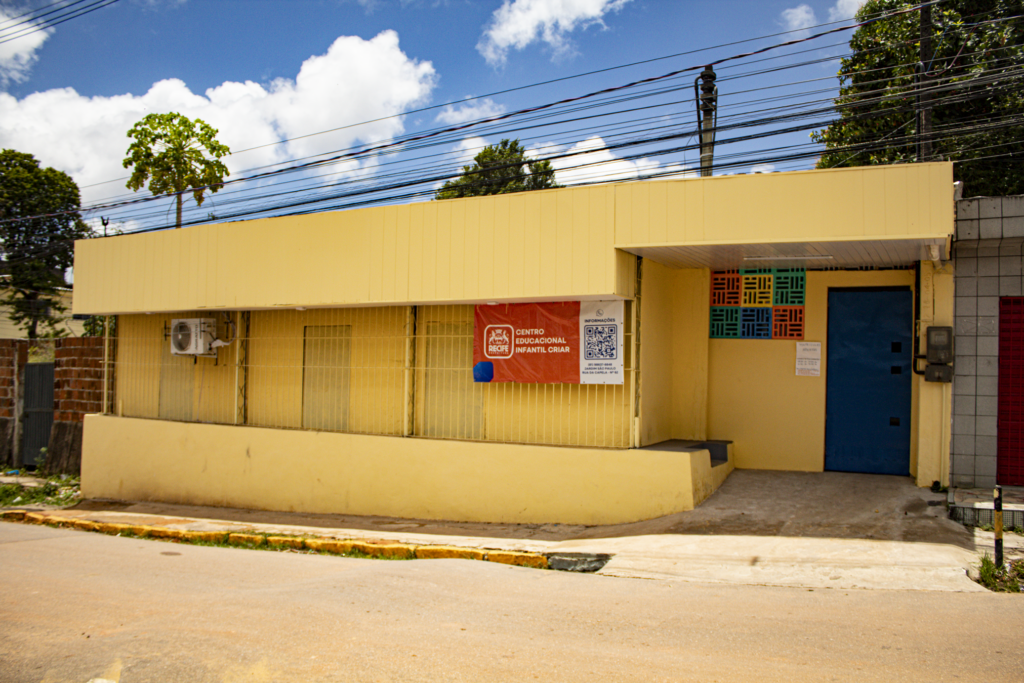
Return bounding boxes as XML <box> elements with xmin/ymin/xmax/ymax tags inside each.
<box><xmin>918</xmin><ymin>2</ymin><xmax>933</xmax><ymax>162</ymax></box>
<box><xmin>695</xmin><ymin>66</ymin><xmax>718</xmax><ymax>177</ymax></box>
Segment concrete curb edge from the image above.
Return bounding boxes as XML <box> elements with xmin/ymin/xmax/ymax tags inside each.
<box><xmin>0</xmin><ymin>509</ymin><xmax>550</xmax><ymax>569</ymax></box>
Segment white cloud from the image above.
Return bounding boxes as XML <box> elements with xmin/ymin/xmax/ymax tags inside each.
<box><xmin>546</xmin><ymin>136</ymin><xmax>692</xmax><ymax>185</ymax></box>
<box><xmin>478</xmin><ymin>0</ymin><xmax>632</xmax><ymax>66</ymax></box>
<box><xmin>780</xmin><ymin>4</ymin><xmax>817</xmax><ymax>34</ymax></box>
<box><xmin>450</xmin><ymin>136</ymin><xmax>489</xmax><ymax>166</ymax></box>
<box><xmin>0</xmin><ymin>6</ymin><xmax>52</xmax><ymax>88</ymax></box>
<box><xmin>0</xmin><ymin>31</ymin><xmax>436</xmax><ymax>204</ymax></box>
<box><xmin>435</xmin><ymin>98</ymin><xmax>505</xmax><ymax>125</ymax></box>
<box><xmin>781</xmin><ymin>0</ymin><xmax>866</xmax><ymax>31</ymax></box>
<box><xmin>828</xmin><ymin>0</ymin><xmax>867</xmax><ymax>22</ymax></box>
<box><xmin>750</xmin><ymin>164</ymin><xmax>776</xmax><ymax>174</ymax></box>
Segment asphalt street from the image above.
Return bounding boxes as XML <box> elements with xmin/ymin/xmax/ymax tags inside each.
<box><xmin>1</xmin><ymin>523</ymin><xmax>1022</xmax><ymax>682</ymax></box>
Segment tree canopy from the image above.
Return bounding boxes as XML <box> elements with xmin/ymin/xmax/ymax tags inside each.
<box><xmin>435</xmin><ymin>139</ymin><xmax>560</xmax><ymax>200</ymax></box>
<box><xmin>812</xmin><ymin>0</ymin><xmax>1024</xmax><ymax>196</ymax></box>
<box><xmin>0</xmin><ymin>149</ymin><xmax>90</xmax><ymax>338</ymax></box>
<box><xmin>123</xmin><ymin>113</ymin><xmax>231</xmax><ymax>228</ymax></box>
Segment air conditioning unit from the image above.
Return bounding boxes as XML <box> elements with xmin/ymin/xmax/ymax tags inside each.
<box><xmin>170</xmin><ymin>318</ymin><xmax>217</xmax><ymax>356</ymax></box>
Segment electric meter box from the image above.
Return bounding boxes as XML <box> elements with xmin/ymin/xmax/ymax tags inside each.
<box><xmin>925</xmin><ymin>363</ymin><xmax>953</xmax><ymax>383</ymax></box>
<box><xmin>926</xmin><ymin>326</ymin><xmax>953</xmax><ymax>364</ymax></box>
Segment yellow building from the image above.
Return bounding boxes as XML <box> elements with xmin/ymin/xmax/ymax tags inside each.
<box><xmin>0</xmin><ymin>289</ymin><xmax>86</xmax><ymax>339</ymax></box>
<box><xmin>72</xmin><ymin>163</ymin><xmax>954</xmax><ymax>525</ymax></box>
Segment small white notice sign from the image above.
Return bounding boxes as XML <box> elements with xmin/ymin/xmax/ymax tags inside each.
<box><xmin>579</xmin><ymin>300</ymin><xmax>624</xmax><ymax>385</ymax></box>
<box><xmin>796</xmin><ymin>342</ymin><xmax>821</xmax><ymax>377</ymax></box>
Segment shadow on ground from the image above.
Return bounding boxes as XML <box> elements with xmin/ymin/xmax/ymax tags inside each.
<box><xmin>68</xmin><ymin>470</ymin><xmax>974</xmax><ymax>550</ymax></box>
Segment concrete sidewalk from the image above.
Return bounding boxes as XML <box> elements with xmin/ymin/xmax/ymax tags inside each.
<box><xmin>5</xmin><ymin>471</ymin><xmax>1020</xmax><ymax>592</ymax></box>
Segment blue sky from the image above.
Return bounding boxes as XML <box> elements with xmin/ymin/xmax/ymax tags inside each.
<box><xmin>0</xmin><ymin>0</ymin><xmax>869</xmax><ymax>227</ymax></box>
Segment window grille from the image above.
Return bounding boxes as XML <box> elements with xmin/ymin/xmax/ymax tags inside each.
<box><xmin>111</xmin><ymin>303</ymin><xmax>634</xmax><ymax>449</ymax></box>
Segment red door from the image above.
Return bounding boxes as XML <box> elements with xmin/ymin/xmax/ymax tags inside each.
<box><xmin>998</xmin><ymin>298</ymin><xmax>1024</xmax><ymax>485</ymax></box>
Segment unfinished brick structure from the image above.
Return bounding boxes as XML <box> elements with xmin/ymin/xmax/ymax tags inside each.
<box><xmin>47</xmin><ymin>337</ymin><xmax>112</xmax><ymax>475</ymax></box>
<box><xmin>0</xmin><ymin>339</ymin><xmax>29</xmax><ymax>467</ymax></box>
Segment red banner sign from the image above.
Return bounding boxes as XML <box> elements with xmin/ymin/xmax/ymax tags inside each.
<box><xmin>473</xmin><ymin>302</ymin><xmax>581</xmax><ymax>384</ymax></box>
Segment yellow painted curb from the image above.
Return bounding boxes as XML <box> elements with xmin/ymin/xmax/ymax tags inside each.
<box><xmin>267</xmin><ymin>536</ymin><xmax>305</xmax><ymax>549</ymax></box>
<box><xmin>71</xmin><ymin>519</ymin><xmax>99</xmax><ymax>532</ymax></box>
<box><xmin>414</xmin><ymin>545</ymin><xmax>486</xmax><ymax>561</ymax></box>
<box><xmin>0</xmin><ymin>514</ymin><xmax>553</xmax><ymax>571</ymax></box>
<box><xmin>486</xmin><ymin>550</ymin><xmax>549</xmax><ymax>569</ymax></box>
<box><xmin>228</xmin><ymin>533</ymin><xmax>266</xmax><ymax>546</ymax></box>
<box><xmin>305</xmin><ymin>538</ymin><xmax>358</xmax><ymax>554</ymax></box>
<box><xmin>183</xmin><ymin>530</ymin><xmax>229</xmax><ymax>543</ymax></box>
<box><xmin>350</xmin><ymin>541</ymin><xmax>415</xmax><ymax>559</ymax></box>
<box><xmin>147</xmin><ymin>527</ymin><xmax>186</xmax><ymax>540</ymax></box>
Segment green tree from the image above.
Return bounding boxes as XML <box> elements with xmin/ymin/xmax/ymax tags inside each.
<box><xmin>812</xmin><ymin>0</ymin><xmax>1024</xmax><ymax>196</ymax></box>
<box><xmin>435</xmin><ymin>139</ymin><xmax>560</xmax><ymax>200</ymax></box>
<box><xmin>82</xmin><ymin>314</ymin><xmax>115</xmax><ymax>338</ymax></box>
<box><xmin>0</xmin><ymin>150</ymin><xmax>90</xmax><ymax>339</ymax></box>
<box><xmin>123</xmin><ymin>113</ymin><xmax>231</xmax><ymax>228</ymax></box>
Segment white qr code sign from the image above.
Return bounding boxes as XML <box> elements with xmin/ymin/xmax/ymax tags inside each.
<box><xmin>579</xmin><ymin>301</ymin><xmax>624</xmax><ymax>384</ymax></box>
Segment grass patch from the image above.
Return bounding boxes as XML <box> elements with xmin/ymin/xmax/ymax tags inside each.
<box><xmin>0</xmin><ymin>477</ymin><xmax>80</xmax><ymax>507</ymax></box>
<box><xmin>974</xmin><ymin>555</ymin><xmax>1024</xmax><ymax>593</ymax></box>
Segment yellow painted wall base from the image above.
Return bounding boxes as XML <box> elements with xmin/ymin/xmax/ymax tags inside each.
<box><xmin>82</xmin><ymin>415</ymin><xmax>724</xmax><ymax>525</ymax></box>
<box><xmin>688</xmin><ymin>444</ymin><xmax>734</xmax><ymax>510</ymax></box>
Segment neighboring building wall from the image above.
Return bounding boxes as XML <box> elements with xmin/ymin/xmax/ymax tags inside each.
<box><xmin>0</xmin><ymin>291</ymin><xmax>86</xmax><ymax>339</ymax></box>
<box><xmin>0</xmin><ymin>339</ymin><xmax>28</xmax><ymax>466</ymax></box>
<box><xmin>951</xmin><ymin>195</ymin><xmax>1024</xmax><ymax>488</ymax></box>
<box><xmin>47</xmin><ymin>337</ymin><xmax>110</xmax><ymax>475</ymax></box>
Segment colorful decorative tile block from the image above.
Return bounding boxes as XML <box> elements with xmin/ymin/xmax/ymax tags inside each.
<box><xmin>710</xmin><ymin>307</ymin><xmax>741</xmax><ymax>338</ymax></box>
<box><xmin>740</xmin><ymin>307</ymin><xmax>772</xmax><ymax>339</ymax></box>
<box><xmin>773</xmin><ymin>270</ymin><xmax>806</xmax><ymax>306</ymax></box>
<box><xmin>772</xmin><ymin>306</ymin><xmax>805</xmax><ymax>340</ymax></box>
<box><xmin>710</xmin><ymin>272</ymin><xmax>741</xmax><ymax>306</ymax></box>
<box><xmin>710</xmin><ymin>269</ymin><xmax>805</xmax><ymax>340</ymax></box>
<box><xmin>741</xmin><ymin>274</ymin><xmax>773</xmax><ymax>307</ymax></box>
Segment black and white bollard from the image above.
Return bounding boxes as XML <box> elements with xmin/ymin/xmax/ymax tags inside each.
<box><xmin>994</xmin><ymin>485</ymin><xmax>1003</xmax><ymax>568</ymax></box>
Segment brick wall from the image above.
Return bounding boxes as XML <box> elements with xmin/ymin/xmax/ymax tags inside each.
<box><xmin>0</xmin><ymin>339</ymin><xmax>29</xmax><ymax>420</ymax></box>
<box><xmin>53</xmin><ymin>337</ymin><xmax>112</xmax><ymax>422</ymax></box>
<box><xmin>0</xmin><ymin>339</ymin><xmax>29</xmax><ymax>466</ymax></box>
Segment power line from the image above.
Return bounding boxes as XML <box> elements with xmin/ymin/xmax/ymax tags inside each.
<box><xmin>0</xmin><ymin>0</ymin><xmax>119</xmax><ymax>48</ymax></box>
<box><xmin>78</xmin><ymin>1</ymin><xmax>950</xmax><ymax>194</ymax></box>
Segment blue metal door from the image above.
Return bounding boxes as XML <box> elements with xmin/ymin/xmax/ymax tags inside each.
<box><xmin>825</xmin><ymin>289</ymin><xmax>912</xmax><ymax>475</ymax></box>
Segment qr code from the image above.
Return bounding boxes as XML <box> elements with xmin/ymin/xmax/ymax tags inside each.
<box><xmin>584</xmin><ymin>325</ymin><xmax>618</xmax><ymax>360</ymax></box>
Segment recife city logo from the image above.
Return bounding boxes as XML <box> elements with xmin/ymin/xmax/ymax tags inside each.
<box><xmin>484</xmin><ymin>325</ymin><xmax>514</xmax><ymax>359</ymax></box>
